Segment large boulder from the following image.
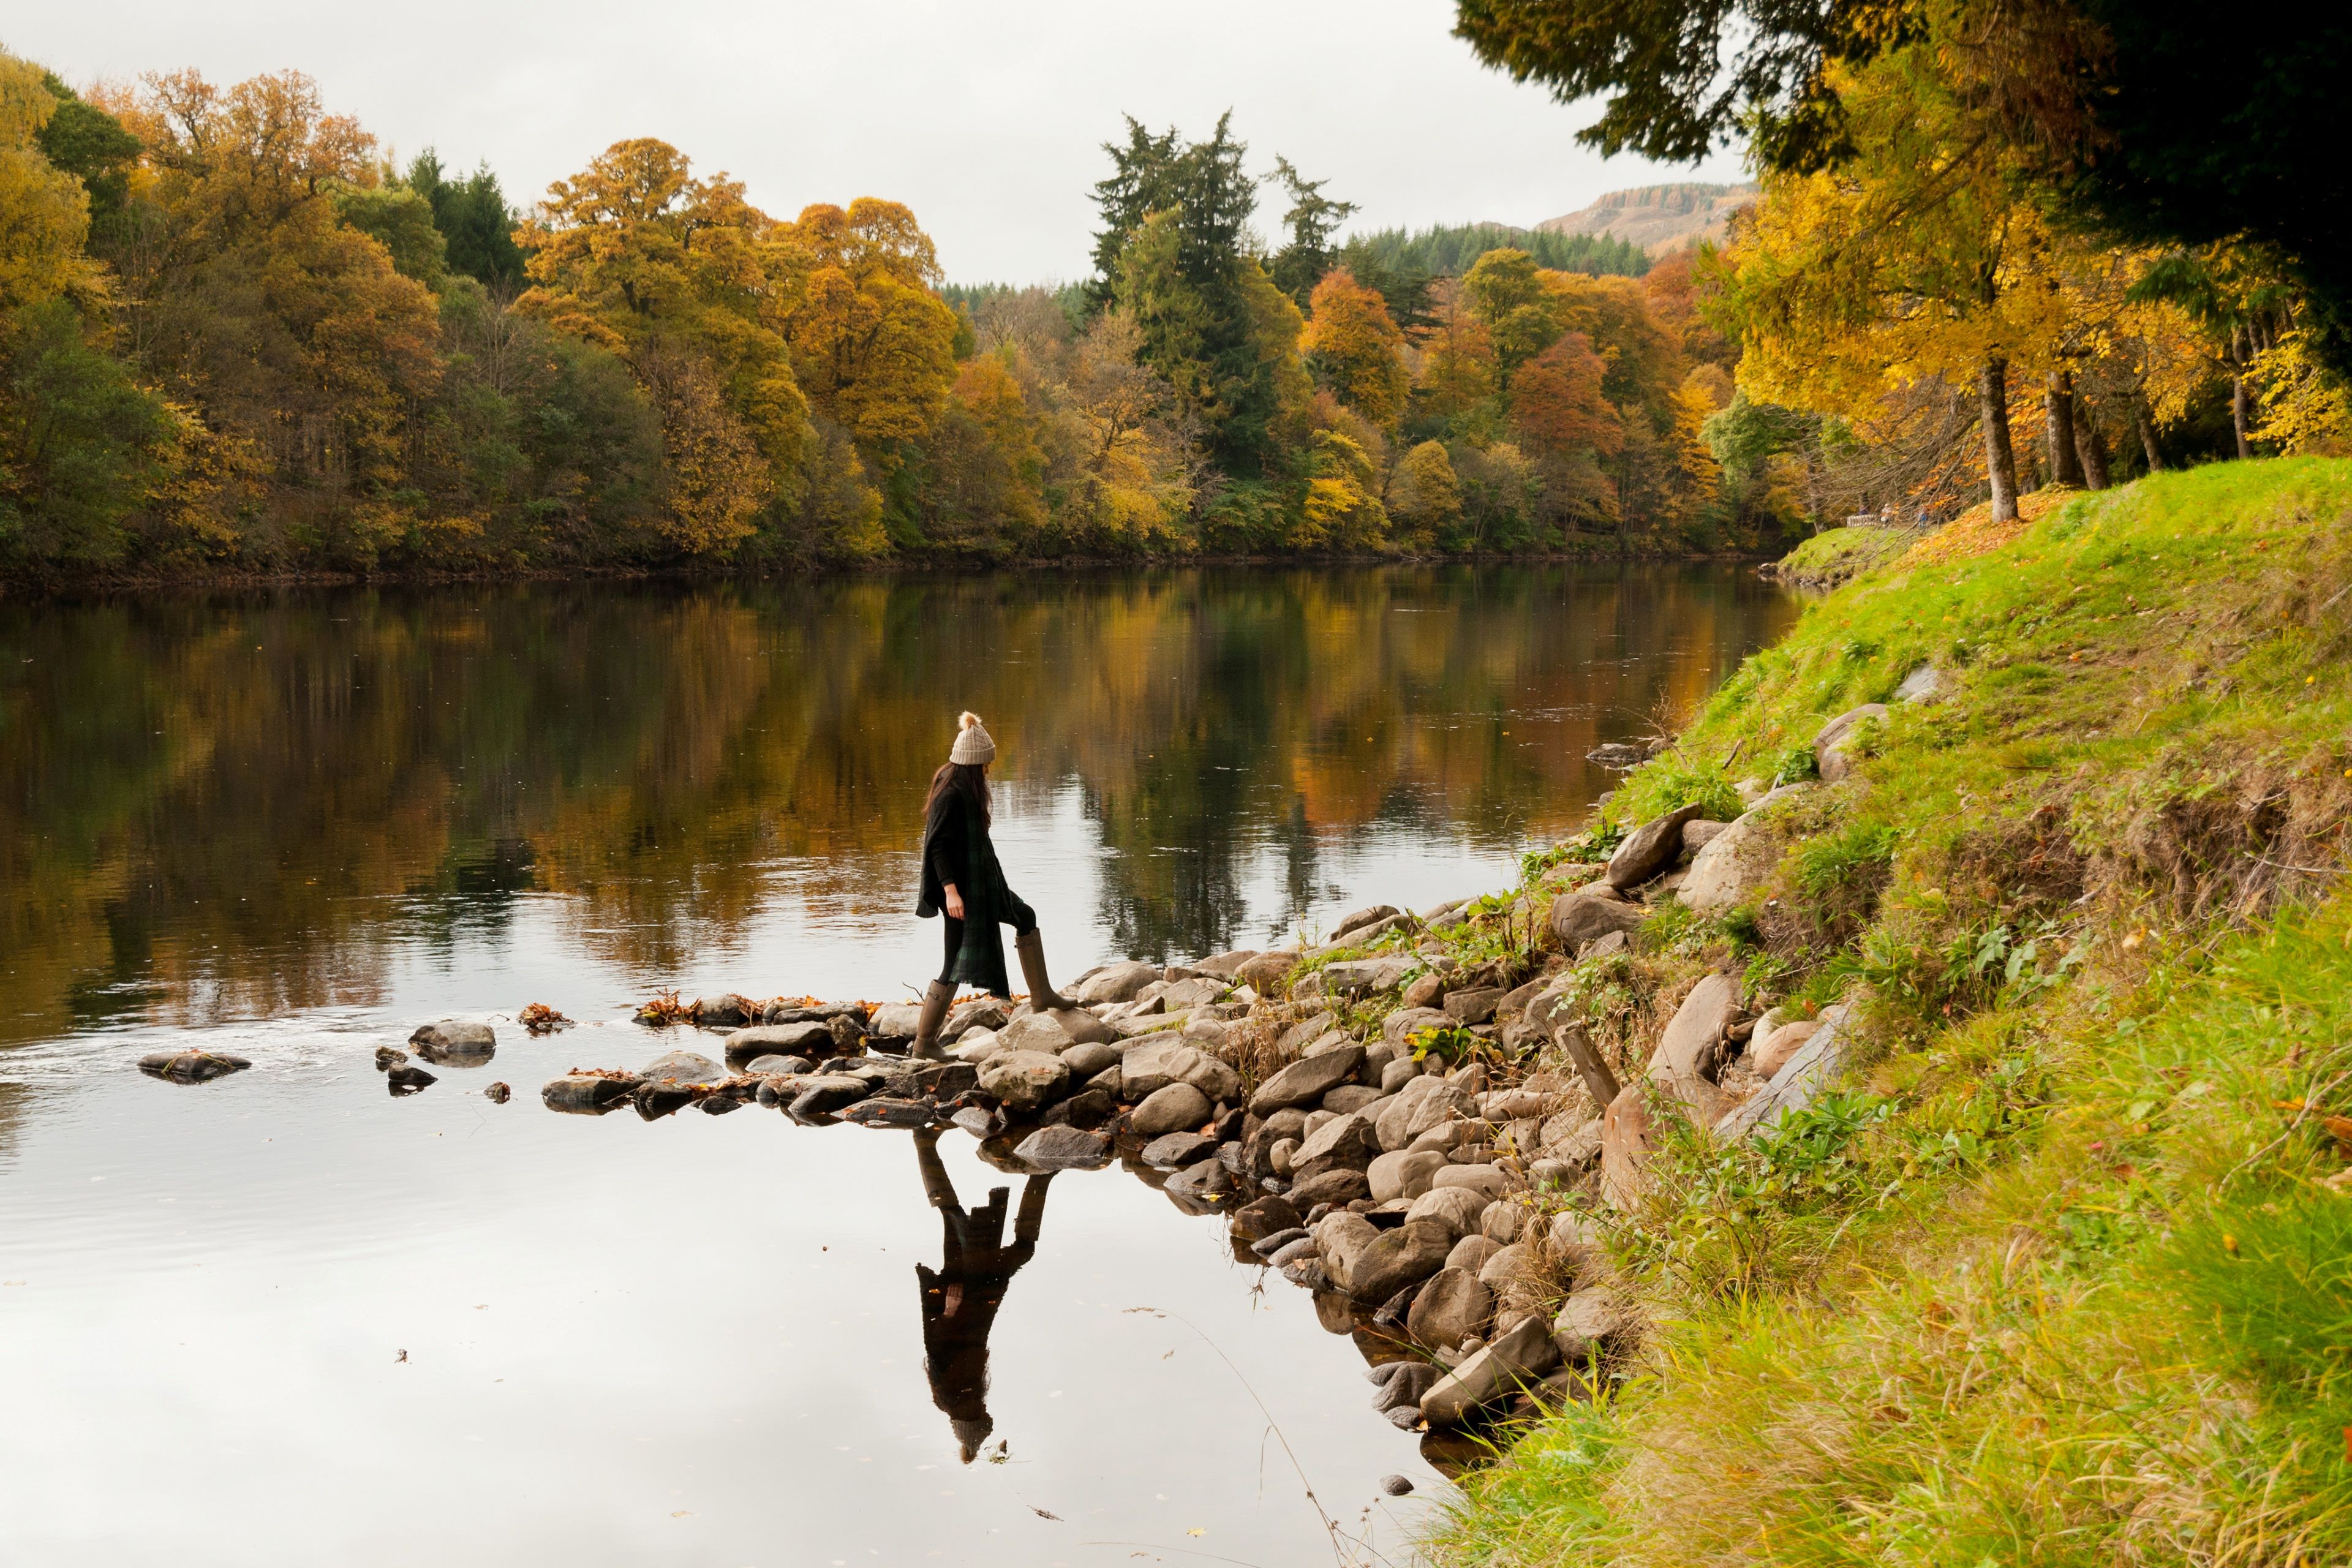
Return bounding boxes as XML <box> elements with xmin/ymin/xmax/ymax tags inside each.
<box><xmin>1406</xmin><ymin>1265</ymin><xmax>1495</xmax><ymax>1350</ymax></box>
<box><xmin>1289</xmin><ymin>1167</ymin><xmax>1371</xmax><ymax>1209</ymax></box>
<box><xmin>1130</xmin><ymin>1081</ymin><xmax>1213</xmax><ymax>1137</ymax></box>
<box><xmin>1321</xmin><ymin>956</ymin><xmax>1412</xmax><ymax>998</ymax></box>
<box><xmin>1551</xmin><ymin>1287</ymin><xmax>1625</xmax><ymax>1363</ymax></box>
<box><xmin>1121</xmin><ymin>1038</ymin><xmax>1239</xmax><ymax>1102</ymax></box>
<box><xmin>1330</xmin><ymin>903</ymin><xmax>1401</xmax><ymax>943</ymax></box>
<box><xmin>1442</xmin><ymin>987</ymin><xmax>1506</xmax><ymax>1025</ymax></box>
<box><xmin>1234</xmin><ymin>951</ymin><xmax>1300</xmax><ymax>993</ymax></box>
<box><xmin>1550</xmin><ymin>894</ymin><xmax>1647</xmax><ymax>954</ymax></box>
<box><xmin>1419</xmin><ymin>1314</ymin><xmax>1562</xmax><ymax>1427</ymax></box>
<box><xmin>1647</xmin><ymin>973</ymin><xmax>1738</xmax><ymax>1120</ymax></box>
<box><xmin>1431</xmin><ymin>1164</ymin><xmax>1510</xmax><ymax>1200</ymax></box>
<box><xmin>1374</xmin><ymin>1074</ymin><xmax>1477</xmax><ymax>1152</ymax></box>
<box><xmin>978</xmin><ymin>1050</ymin><xmax>1071</xmax><ymax>1114</ymax></box>
<box><xmin>1248</xmin><ymin>1045</ymin><xmax>1366</xmax><ymax>1115</ymax></box>
<box><xmin>1715</xmin><ymin>1004</ymin><xmax>1856</xmax><ymax>1140</ymax></box>
<box><xmin>1404</xmin><ymin>1183</ymin><xmax>1492</xmax><ymax>1239</ymax></box>
<box><xmin>1314</xmin><ymin>1212</ymin><xmax>1383</xmax><ymax>1285</ymax></box>
<box><xmin>1290</xmin><ymin>1111</ymin><xmax>1379</xmax><ymax>1180</ymax></box>
<box><xmin>1382</xmin><ymin>1006</ymin><xmax>1452</xmax><ymax>1048</ymax></box>
<box><xmin>1061</xmin><ymin>1038</ymin><xmax>1126</xmax><ymax>1079</ymax></box>
<box><xmin>1751</xmin><ymin>1019</ymin><xmax>1819</xmax><ymax>1079</ymax></box>
<box><xmin>1195</xmin><ymin>949</ymin><xmax>1261</xmax><ymax>980</ymax></box>
<box><xmin>1894</xmin><ymin>662</ymin><xmax>1943</xmax><ymax>704</ymax></box>
<box><xmin>1605</xmin><ymin>804</ymin><xmax>1705</xmax><ymax>891</ymax></box>
<box><xmin>1814</xmin><ymin>703</ymin><xmax>1888</xmax><ymax>783</ymax></box>
<box><xmin>1227</xmin><ymin>1194</ymin><xmax>1303</xmax><ymax>1243</ymax></box>
<box><xmin>1076</xmin><ymin>960</ymin><xmax>1163</xmax><ymax>1005</ymax></box>
<box><xmin>1679</xmin><ymin>813</ymin><xmax>1771</xmax><ymax>915</ymax></box>
<box><xmin>1368</xmin><ymin>1148</ymin><xmax>1448</xmax><ymax>1203</ymax></box>
<box><xmin>869</xmin><ymin>1003</ymin><xmax>922</xmax><ymax>1040</ymax></box>
<box><xmin>1000</xmin><ymin>1011</ymin><xmax>1079</xmax><ymax>1055</ymax></box>
<box><xmin>1599</xmin><ymin>1085</ymin><xmax>1654</xmax><ymax>1210</ymax></box>
<box><xmin>1341</xmin><ymin>1220</ymin><xmax>1454</xmax><ymax>1305</ymax></box>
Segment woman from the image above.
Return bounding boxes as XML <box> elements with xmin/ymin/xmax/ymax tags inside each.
<box><xmin>912</xmin><ymin>712</ymin><xmax>1074</xmax><ymax>1059</ymax></box>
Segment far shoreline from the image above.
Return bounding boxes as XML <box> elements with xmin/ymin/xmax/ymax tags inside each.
<box><xmin>1</xmin><ymin>548</ymin><xmax>1787</xmax><ymax>600</ymax></box>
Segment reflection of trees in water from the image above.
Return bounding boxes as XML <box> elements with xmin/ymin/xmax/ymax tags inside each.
<box><xmin>0</xmin><ymin>567</ymin><xmax>1798</xmax><ymax>1045</ymax></box>
<box><xmin>910</xmin><ymin>1128</ymin><xmax>1048</xmax><ymax>1463</ymax></box>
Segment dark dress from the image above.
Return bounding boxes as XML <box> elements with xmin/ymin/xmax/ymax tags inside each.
<box><xmin>912</xmin><ymin>1129</ymin><xmax>1049</xmax><ymax>1463</ymax></box>
<box><xmin>916</xmin><ymin>788</ymin><xmax>1035</xmax><ymax>998</ymax></box>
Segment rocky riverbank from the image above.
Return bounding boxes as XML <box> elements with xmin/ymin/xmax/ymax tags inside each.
<box><xmin>306</xmin><ymin>698</ymin><xmax>1898</xmax><ymax>1466</ymax></box>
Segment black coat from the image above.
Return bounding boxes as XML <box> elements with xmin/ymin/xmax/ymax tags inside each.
<box><xmin>916</xmin><ymin>788</ymin><xmax>1033</xmax><ymax>997</ymax></box>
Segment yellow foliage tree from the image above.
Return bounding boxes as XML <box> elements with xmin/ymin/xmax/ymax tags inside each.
<box><xmin>1302</xmin><ymin>268</ymin><xmax>1409</xmax><ymax>428</ymax></box>
<box><xmin>1711</xmin><ymin>50</ymin><xmax>2069</xmax><ymax>521</ymax></box>
<box><xmin>516</xmin><ymin>138</ymin><xmax>809</xmax><ymax>552</ymax></box>
<box><xmin>0</xmin><ymin>53</ymin><xmax>101</xmax><ymax>311</ymax></box>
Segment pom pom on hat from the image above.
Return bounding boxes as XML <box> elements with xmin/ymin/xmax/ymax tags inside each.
<box><xmin>950</xmin><ymin>710</ymin><xmax>997</xmax><ymax>766</ymax></box>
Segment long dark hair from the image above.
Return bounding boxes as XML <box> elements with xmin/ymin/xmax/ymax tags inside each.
<box><xmin>925</xmin><ymin>761</ymin><xmax>990</xmax><ymax>829</ymax></box>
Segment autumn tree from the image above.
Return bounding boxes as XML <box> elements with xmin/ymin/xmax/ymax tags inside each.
<box><xmin>108</xmin><ymin>69</ymin><xmax>444</xmax><ymax>561</ymax></box>
<box><xmin>1302</xmin><ymin>269</ymin><xmax>1408</xmax><ymax>427</ymax></box>
<box><xmin>1708</xmin><ymin>51</ymin><xmax>2064</xmax><ymax>521</ymax></box>
<box><xmin>516</xmin><ymin>137</ymin><xmax>810</xmax><ymax>554</ymax></box>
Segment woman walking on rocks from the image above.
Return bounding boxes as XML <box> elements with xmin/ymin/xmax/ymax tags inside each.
<box><xmin>913</xmin><ymin>712</ymin><xmax>1074</xmax><ymax>1058</ymax></box>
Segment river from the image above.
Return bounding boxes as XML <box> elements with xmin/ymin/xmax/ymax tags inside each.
<box><xmin>0</xmin><ymin>564</ymin><xmax>1798</xmax><ymax>1566</ymax></box>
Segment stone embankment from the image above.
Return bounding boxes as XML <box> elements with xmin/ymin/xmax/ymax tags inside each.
<box><xmin>139</xmin><ymin>693</ymin><xmax>1910</xmax><ymax>1457</ymax></box>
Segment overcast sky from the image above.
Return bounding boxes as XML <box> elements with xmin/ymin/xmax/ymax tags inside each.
<box><xmin>12</xmin><ymin>1</ymin><xmax>1749</xmax><ymax>284</ymax></box>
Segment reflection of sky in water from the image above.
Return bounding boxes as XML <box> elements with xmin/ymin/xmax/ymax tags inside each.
<box><xmin>0</xmin><ymin>567</ymin><xmax>1799</xmax><ymax>1563</ymax></box>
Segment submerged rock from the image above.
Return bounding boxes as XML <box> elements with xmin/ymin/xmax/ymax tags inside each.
<box><xmin>542</xmin><ymin>1072</ymin><xmax>638</xmax><ymax>1114</ymax></box>
<box><xmin>409</xmin><ymin>1020</ymin><xmax>496</xmax><ymax>1063</ymax></box>
<box><xmin>385</xmin><ymin>1065</ymin><xmax>437</xmax><ymax>1095</ymax></box>
<box><xmin>137</xmin><ymin>1049</ymin><xmax>252</xmax><ymax>1084</ymax></box>
<box><xmin>839</xmin><ymin>1097</ymin><xmax>933</xmax><ymax>1129</ymax></box>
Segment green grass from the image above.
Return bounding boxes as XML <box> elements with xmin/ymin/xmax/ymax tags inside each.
<box><xmin>1769</xmin><ymin>523</ymin><xmax>1917</xmax><ymax>587</ymax></box>
<box><xmin>1428</xmin><ymin>458</ymin><xmax>2352</xmax><ymax>1568</ymax></box>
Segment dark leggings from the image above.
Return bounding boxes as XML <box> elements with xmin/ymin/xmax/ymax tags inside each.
<box><xmin>937</xmin><ymin>908</ymin><xmax>1037</xmax><ymax>985</ymax></box>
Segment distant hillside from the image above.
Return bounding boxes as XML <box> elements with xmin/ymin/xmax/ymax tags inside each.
<box><xmin>1343</xmin><ymin>222</ymin><xmax>1649</xmax><ymax>283</ymax></box>
<box><xmin>1538</xmin><ymin>181</ymin><xmax>1759</xmax><ymax>254</ymax></box>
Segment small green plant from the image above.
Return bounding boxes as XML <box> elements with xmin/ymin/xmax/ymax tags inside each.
<box><xmin>1411</xmin><ymin>1023</ymin><xmax>1502</xmax><ymax>1068</ymax></box>
<box><xmin>1769</xmin><ymin>744</ymin><xmax>1819</xmax><ymax>787</ymax></box>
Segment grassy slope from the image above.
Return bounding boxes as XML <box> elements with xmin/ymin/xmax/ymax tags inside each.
<box><xmin>1433</xmin><ymin>458</ymin><xmax>2352</xmax><ymax>1567</ymax></box>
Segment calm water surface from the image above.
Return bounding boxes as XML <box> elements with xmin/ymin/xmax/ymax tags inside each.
<box><xmin>0</xmin><ymin>565</ymin><xmax>1798</xmax><ymax>1565</ymax></box>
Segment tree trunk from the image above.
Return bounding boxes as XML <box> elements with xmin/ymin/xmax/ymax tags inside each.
<box><xmin>1980</xmin><ymin>357</ymin><xmax>2020</xmax><ymax>523</ymax></box>
<box><xmin>2074</xmin><ymin>395</ymin><xmax>2110</xmax><ymax>489</ymax></box>
<box><xmin>2231</xmin><ymin>327</ymin><xmax>2252</xmax><ymax>459</ymax></box>
<box><xmin>2046</xmin><ymin>370</ymin><xmax>2084</xmax><ymax>486</ymax></box>
<box><xmin>2134</xmin><ymin>396</ymin><xmax>2165</xmax><ymax>471</ymax></box>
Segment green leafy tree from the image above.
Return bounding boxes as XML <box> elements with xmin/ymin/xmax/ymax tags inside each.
<box><xmin>1264</xmin><ymin>155</ymin><xmax>1357</xmax><ymax>305</ymax></box>
<box><xmin>406</xmin><ymin>149</ymin><xmax>526</xmax><ymax>289</ymax></box>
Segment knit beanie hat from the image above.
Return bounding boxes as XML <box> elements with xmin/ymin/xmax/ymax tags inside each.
<box><xmin>949</xmin><ymin>710</ymin><xmax>997</xmax><ymax>766</ymax></box>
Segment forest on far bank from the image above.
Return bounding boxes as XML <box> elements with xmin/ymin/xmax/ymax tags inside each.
<box><xmin>0</xmin><ymin>37</ymin><xmax>2316</xmax><ymax>582</ymax></box>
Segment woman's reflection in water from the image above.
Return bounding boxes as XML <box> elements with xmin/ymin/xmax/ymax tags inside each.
<box><xmin>911</xmin><ymin>1127</ymin><xmax>1052</xmax><ymax>1463</ymax></box>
